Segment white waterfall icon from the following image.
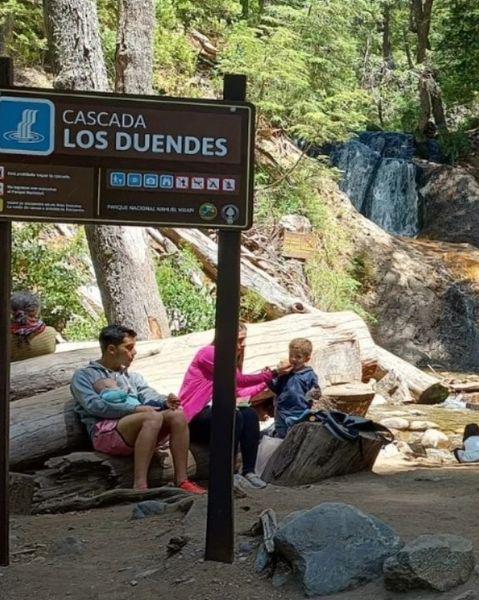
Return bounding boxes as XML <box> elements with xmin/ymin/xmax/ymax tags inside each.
<box><xmin>3</xmin><ymin>109</ymin><xmax>45</xmax><ymax>143</ymax></box>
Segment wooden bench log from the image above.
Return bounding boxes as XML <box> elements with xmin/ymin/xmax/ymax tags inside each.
<box><xmin>10</xmin><ymin>312</ymin><xmax>378</xmax><ymax>403</ymax></box>
<box><xmin>262</xmin><ymin>422</ymin><xmax>384</xmax><ymax>486</ymax></box>
<box><xmin>10</xmin><ymin>312</ymin><xmax>378</xmax><ymax>469</ymax></box>
<box><xmin>31</xmin><ymin>444</ymin><xmax>209</xmax><ymax>514</ymax></box>
<box><xmin>9</xmin><ymin>339</ymin><xmax>167</xmax><ymax>401</ymax></box>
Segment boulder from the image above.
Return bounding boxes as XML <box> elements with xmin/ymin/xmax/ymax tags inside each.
<box><xmin>421</xmin><ymin>429</ymin><xmax>450</xmax><ymax>449</ymax></box>
<box><xmin>383</xmin><ymin>534</ymin><xmax>475</xmax><ymax>592</ymax></box>
<box><xmin>279</xmin><ymin>214</ymin><xmax>312</xmax><ymax>233</ymax></box>
<box><xmin>380</xmin><ymin>417</ymin><xmax>409</xmax><ymax>431</ymax></box>
<box><xmin>409</xmin><ymin>420</ymin><xmax>439</xmax><ymax>431</ymax></box>
<box><xmin>273</xmin><ymin>502</ymin><xmax>402</xmax><ymax>596</ymax></box>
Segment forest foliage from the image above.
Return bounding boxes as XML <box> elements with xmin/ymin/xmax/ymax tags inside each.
<box><xmin>1</xmin><ymin>0</ymin><xmax>478</xmax><ymax>337</ymax></box>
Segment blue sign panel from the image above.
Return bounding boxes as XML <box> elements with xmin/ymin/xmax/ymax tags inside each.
<box><xmin>110</xmin><ymin>172</ymin><xmax>126</xmax><ymax>187</ymax></box>
<box><xmin>0</xmin><ymin>97</ymin><xmax>55</xmax><ymax>155</ymax></box>
<box><xmin>127</xmin><ymin>173</ymin><xmax>142</xmax><ymax>187</ymax></box>
<box><xmin>143</xmin><ymin>174</ymin><xmax>158</xmax><ymax>188</ymax></box>
<box><xmin>159</xmin><ymin>174</ymin><xmax>174</xmax><ymax>189</ymax></box>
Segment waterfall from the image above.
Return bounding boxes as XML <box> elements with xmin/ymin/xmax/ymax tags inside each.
<box><xmin>330</xmin><ymin>132</ymin><xmax>421</xmax><ymax>237</ymax></box>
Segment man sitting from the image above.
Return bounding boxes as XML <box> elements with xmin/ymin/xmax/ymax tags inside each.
<box><xmin>70</xmin><ymin>324</ymin><xmax>205</xmax><ymax>494</ymax></box>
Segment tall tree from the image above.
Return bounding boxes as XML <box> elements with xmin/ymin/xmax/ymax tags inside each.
<box><xmin>43</xmin><ymin>0</ymin><xmax>170</xmax><ymax>338</ymax></box>
<box><xmin>409</xmin><ymin>0</ymin><xmax>447</xmax><ymax>132</ymax></box>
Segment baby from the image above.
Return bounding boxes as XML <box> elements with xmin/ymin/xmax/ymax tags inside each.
<box><xmin>93</xmin><ymin>378</ymin><xmax>141</xmax><ymax>409</ymax></box>
<box><xmin>268</xmin><ymin>338</ymin><xmax>321</xmax><ymax>438</ymax></box>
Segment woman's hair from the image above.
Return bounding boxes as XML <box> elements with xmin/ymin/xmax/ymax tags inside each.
<box><xmin>463</xmin><ymin>423</ymin><xmax>479</xmax><ymax>441</ymax></box>
<box><xmin>11</xmin><ymin>291</ymin><xmax>41</xmax><ymax>320</ymax></box>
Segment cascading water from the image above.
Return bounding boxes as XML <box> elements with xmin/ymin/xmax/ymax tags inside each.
<box><xmin>329</xmin><ymin>132</ymin><xmax>421</xmax><ymax>237</ymax></box>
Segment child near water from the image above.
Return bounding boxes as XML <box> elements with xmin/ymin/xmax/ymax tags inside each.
<box><xmin>453</xmin><ymin>423</ymin><xmax>479</xmax><ymax>463</ymax></box>
<box><xmin>268</xmin><ymin>338</ymin><xmax>321</xmax><ymax>439</ymax></box>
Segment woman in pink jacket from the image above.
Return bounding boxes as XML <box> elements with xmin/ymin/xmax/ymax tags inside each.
<box><xmin>179</xmin><ymin>323</ymin><xmax>286</xmax><ymax>488</ymax></box>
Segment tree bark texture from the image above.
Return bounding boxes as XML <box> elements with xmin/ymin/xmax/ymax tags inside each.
<box><xmin>43</xmin><ymin>0</ymin><xmax>109</xmax><ymax>91</ymax></box>
<box><xmin>115</xmin><ymin>0</ymin><xmax>155</xmax><ymax>95</ymax></box>
<box><xmin>375</xmin><ymin>346</ymin><xmax>449</xmax><ymax>404</ymax></box>
<box><xmin>382</xmin><ymin>3</ymin><xmax>394</xmax><ymax>68</ymax></box>
<box><xmin>85</xmin><ymin>226</ymin><xmax>170</xmax><ymax>339</ymax></box>
<box><xmin>418</xmin><ymin>68</ymin><xmax>447</xmax><ymax>132</ymax></box>
<box><xmin>44</xmin><ymin>0</ymin><xmax>170</xmax><ymax>339</ymax></box>
<box><xmin>9</xmin><ymin>340</ymin><xmax>166</xmax><ymax>401</ymax></box>
<box><xmin>161</xmin><ymin>227</ymin><xmax>315</xmax><ymax>318</ymax></box>
<box><xmin>32</xmin><ymin>449</ymin><xmax>208</xmax><ymax>513</ymax></box>
<box><xmin>411</xmin><ymin>0</ymin><xmax>434</xmax><ymax>64</ymax></box>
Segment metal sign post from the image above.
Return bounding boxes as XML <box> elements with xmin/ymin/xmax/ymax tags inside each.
<box><xmin>0</xmin><ymin>56</ymin><xmax>13</xmax><ymax>567</ymax></box>
<box><xmin>205</xmin><ymin>75</ymin><xmax>246</xmax><ymax>563</ymax></box>
<box><xmin>0</xmin><ymin>65</ymin><xmax>253</xmax><ymax>566</ymax></box>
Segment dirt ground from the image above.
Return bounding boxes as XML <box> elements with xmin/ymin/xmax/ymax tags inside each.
<box><xmin>2</xmin><ymin>456</ymin><xmax>479</xmax><ymax>600</ymax></box>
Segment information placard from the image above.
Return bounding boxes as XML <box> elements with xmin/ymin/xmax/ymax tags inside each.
<box><xmin>0</xmin><ymin>88</ymin><xmax>254</xmax><ymax>229</ymax></box>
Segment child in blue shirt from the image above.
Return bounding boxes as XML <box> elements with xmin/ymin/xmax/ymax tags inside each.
<box><xmin>268</xmin><ymin>338</ymin><xmax>321</xmax><ymax>438</ymax></box>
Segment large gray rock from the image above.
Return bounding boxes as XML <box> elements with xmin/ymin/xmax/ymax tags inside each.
<box><xmin>273</xmin><ymin>502</ymin><xmax>402</xmax><ymax>596</ymax></box>
<box><xmin>384</xmin><ymin>534</ymin><xmax>475</xmax><ymax>592</ymax></box>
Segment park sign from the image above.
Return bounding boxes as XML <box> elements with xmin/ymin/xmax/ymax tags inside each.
<box><xmin>0</xmin><ymin>87</ymin><xmax>254</xmax><ymax>229</ymax></box>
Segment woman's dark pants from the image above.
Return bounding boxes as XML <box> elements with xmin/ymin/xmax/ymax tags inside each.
<box><xmin>189</xmin><ymin>406</ymin><xmax>260</xmax><ymax>474</ymax></box>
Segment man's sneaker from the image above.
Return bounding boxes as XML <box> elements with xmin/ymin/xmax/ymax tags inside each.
<box><xmin>243</xmin><ymin>472</ymin><xmax>267</xmax><ymax>489</ymax></box>
<box><xmin>178</xmin><ymin>480</ymin><xmax>207</xmax><ymax>495</ymax></box>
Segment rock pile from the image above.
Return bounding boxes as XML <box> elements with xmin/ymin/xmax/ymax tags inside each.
<box><xmin>257</xmin><ymin>503</ymin><xmax>476</xmax><ymax>596</ymax></box>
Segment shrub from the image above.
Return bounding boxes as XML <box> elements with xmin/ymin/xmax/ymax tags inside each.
<box><xmin>156</xmin><ymin>247</ymin><xmax>215</xmax><ymax>334</ymax></box>
<box><xmin>12</xmin><ymin>223</ymin><xmax>103</xmax><ymax>339</ymax></box>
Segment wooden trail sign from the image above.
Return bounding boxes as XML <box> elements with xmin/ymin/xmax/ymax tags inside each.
<box><xmin>0</xmin><ymin>57</ymin><xmax>251</xmax><ymax>567</ymax></box>
<box><xmin>0</xmin><ymin>87</ymin><xmax>254</xmax><ymax>229</ymax></box>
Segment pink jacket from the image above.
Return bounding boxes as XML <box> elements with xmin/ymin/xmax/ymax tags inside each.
<box><xmin>179</xmin><ymin>344</ymin><xmax>273</xmax><ymax>422</ymax></box>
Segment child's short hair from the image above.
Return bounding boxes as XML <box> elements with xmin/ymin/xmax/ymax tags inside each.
<box><xmin>289</xmin><ymin>338</ymin><xmax>313</xmax><ymax>357</ymax></box>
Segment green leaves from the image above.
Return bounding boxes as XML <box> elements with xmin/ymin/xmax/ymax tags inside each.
<box><xmin>0</xmin><ymin>0</ymin><xmax>46</xmax><ymax>65</ymax></box>
<box><xmin>12</xmin><ymin>224</ymin><xmax>102</xmax><ymax>339</ymax></box>
<box><xmin>155</xmin><ymin>247</ymin><xmax>215</xmax><ymax>335</ymax></box>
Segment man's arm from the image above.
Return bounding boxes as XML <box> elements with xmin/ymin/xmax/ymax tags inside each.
<box><xmin>133</xmin><ymin>373</ymin><xmax>168</xmax><ymax>409</ymax></box>
<box><xmin>71</xmin><ymin>370</ymin><xmax>138</xmax><ymax>419</ymax></box>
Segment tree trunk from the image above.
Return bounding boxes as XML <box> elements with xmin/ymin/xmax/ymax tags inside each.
<box><xmin>44</xmin><ymin>0</ymin><xmax>171</xmax><ymax>339</ymax></box>
<box><xmin>43</xmin><ymin>0</ymin><xmax>109</xmax><ymax>91</ymax></box>
<box><xmin>85</xmin><ymin>226</ymin><xmax>170</xmax><ymax>339</ymax></box>
<box><xmin>419</xmin><ymin>68</ymin><xmax>447</xmax><ymax>132</ymax></box>
<box><xmin>262</xmin><ymin>422</ymin><xmax>384</xmax><ymax>486</ymax></box>
<box><xmin>382</xmin><ymin>3</ymin><xmax>394</xmax><ymax>68</ymax></box>
<box><xmin>115</xmin><ymin>0</ymin><xmax>155</xmax><ymax>95</ymax></box>
<box><xmin>161</xmin><ymin>227</ymin><xmax>314</xmax><ymax>318</ymax></box>
<box><xmin>411</xmin><ymin>0</ymin><xmax>433</xmax><ymax>64</ymax></box>
<box><xmin>410</xmin><ymin>0</ymin><xmax>447</xmax><ymax>132</ymax></box>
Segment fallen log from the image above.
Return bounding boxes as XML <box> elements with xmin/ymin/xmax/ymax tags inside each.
<box><xmin>262</xmin><ymin>422</ymin><xmax>384</xmax><ymax>486</ymax></box>
<box><xmin>32</xmin><ymin>446</ymin><xmax>209</xmax><ymax>514</ymax></box>
<box><xmin>10</xmin><ymin>312</ymin><xmax>378</xmax><ymax>469</ymax></box>
<box><xmin>162</xmin><ymin>227</ymin><xmax>313</xmax><ymax>318</ymax></box>
<box><xmin>449</xmin><ymin>382</ymin><xmax>479</xmax><ymax>393</ymax></box>
<box><xmin>375</xmin><ymin>346</ymin><xmax>449</xmax><ymax>404</ymax></box>
<box><xmin>10</xmin><ymin>339</ymin><xmax>168</xmax><ymax>401</ymax></box>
